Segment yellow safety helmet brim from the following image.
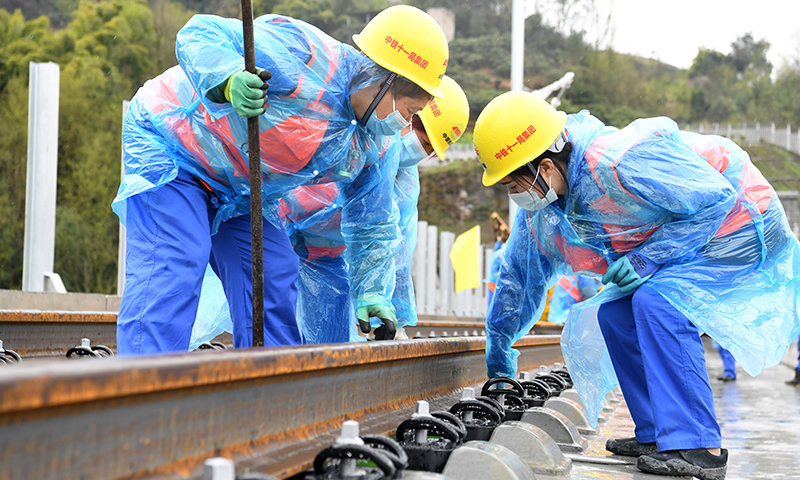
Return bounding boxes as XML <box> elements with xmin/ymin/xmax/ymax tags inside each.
<box><xmin>417</xmin><ymin>76</ymin><xmax>470</xmax><ymax>160</ymax></box>
<box><xmin>352</xmin><ymin>5</ymin><xmax>448</xmax><ymax>98</ymax></box>
<box><xmin>474</xmin><ymin>91</ymin><xmax>567</xmax><ymax>186</ymax></box>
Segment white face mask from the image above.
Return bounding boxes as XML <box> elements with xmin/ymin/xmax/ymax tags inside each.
<box><xmin>508</xmin><ymin>166</ymin><xmax>558</xmax><ymax>211</ymax></box>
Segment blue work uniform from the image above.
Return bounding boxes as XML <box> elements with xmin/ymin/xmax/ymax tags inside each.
<box><xmin>113</xmin><ymin>14</ymin><xmax>399</xmax><ymax>354</ymax></box>
<box><xmin>487</xmin><ymin>111</ymin><xmax>800</xmax><ymax>450</ymax></box>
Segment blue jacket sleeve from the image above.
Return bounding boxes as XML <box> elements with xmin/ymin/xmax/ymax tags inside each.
<box><xmin>486</xmin><ymin>208</ymin><xmax>555</xmax><ymax>378</ymax></box>
<box><xmin>613</xmin><ymin>133</ymin><xmax>738</xmax><ymax>264</ymax></box>
<box><xmin>341</xmin><ymin>149</ymin><xmax>401</xmax><ymax>311</ymax></box>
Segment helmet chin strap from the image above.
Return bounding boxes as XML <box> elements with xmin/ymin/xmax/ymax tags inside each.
<box><xmin>360</xmin><ymin>72</ymin><xmax>397</xmax><ymax>126</ymax></box>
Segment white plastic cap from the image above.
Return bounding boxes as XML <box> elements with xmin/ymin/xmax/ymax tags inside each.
<box><xmin>461</xmin><ymin>387</ymin><xmax>476</xmax><ymax>400</ymax></box>
<box><xmin>412</xmin><ymin>400</ymin><xmax>431</xmax><ymax>418</ymax></box>
<box><xmin>553</xmin><ymin>362</ymin><xmax>563</xmax><ymax>371</ymax></box>
<box><xmin>336</xmin><ymin>420</ymin><xmax>365</xmax><ymax>446</ymax></box>
<box><xmin>202</xmin><ymin>457</ymin><xmax>235</xmax><ymax>480</ymax></box>
<box><xmin>81</xmin><ymin>338</ymin><xmax>91</xmax><ymax>348</ymax></box>
<box><xmin>518</xmin><ymin>371</ymin><xmax>530</xmax><ymax>381</ymax></box>
<box><xmin>538</xmin><ymin>365</ymin><xmax>549</xmax><ymax>374</ymax></box>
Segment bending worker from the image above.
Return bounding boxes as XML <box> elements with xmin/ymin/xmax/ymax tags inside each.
<box><xmin>113</xmin><ymin>6</ymin><xmax>449</xmax><ymax>353</ymax></box>
<box><xmin>278</xmin><ymin>75</ymin><xmax>469</xmax><ymax>342</ymax></box>
<box><xmin>474</xmin><ymin>91</ymin><xmax>800</xmax><ymax>480</ymax></box>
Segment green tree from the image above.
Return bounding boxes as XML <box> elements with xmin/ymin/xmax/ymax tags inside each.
<box><xmin>0</xmin><ymin>0</ymin><xmax>160</xmax><ymax>292</ymax></box>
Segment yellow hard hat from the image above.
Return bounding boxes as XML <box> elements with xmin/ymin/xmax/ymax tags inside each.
<box><xmin>474</xmin><ymin>91</ymin><xmax>567</xmax><ymax>186</ymax></box>
<box><xmin>418</xmin><ymin>75</ymin><xmax>469</xmax><ymax>161</ymax></box>
<box><xmin>353</xmin><ymin>5</ymin><xmax>449</xmax><ymax>98</ymax></box>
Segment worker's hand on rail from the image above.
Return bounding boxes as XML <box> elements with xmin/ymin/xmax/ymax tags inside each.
<box><xmin>602</xmin><ymin>252</ymin><xmax>660</xmax><ymax>294</ymax></box>
<box><xmin>356</xmin><ymin>304</ymin><xmax>398</xmax><ymax>340</ymax></box>
<box><xmin>224</xmin><ymin>68</ymin><xmax>272</xmax><ymax>117</ymax></box>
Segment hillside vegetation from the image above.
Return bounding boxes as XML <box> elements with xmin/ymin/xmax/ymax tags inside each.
<box><xmin>1</xmin><ymin>0</ymin><xmax>799</xmax><ymax>291</ymax></box>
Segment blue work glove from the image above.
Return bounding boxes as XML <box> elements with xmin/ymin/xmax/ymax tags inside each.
<box><xmin>356</xmin><ymin>304</ymin><xmax>398</xmax><ymax>341</ymax></box>
<box><xmin>602</xmin><ymin>252</ymin><xmax>660</xmax><ymax>294</ymax></box>
<box><xmin>224</xmin><ymin>68</ymin><xmax>272</xmax><ymax>117</ymax></box>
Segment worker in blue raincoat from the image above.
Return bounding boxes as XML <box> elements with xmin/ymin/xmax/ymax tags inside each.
<box><xmin>112</xmin><ymin>6</ymin><xmax>450</xmax><ymax>353</ymax></box>
<box><xmin>714</xmin><ymin>342</ymin><xmax>737</xmax><ymax>382</ymax></box>
<box><xmin>787</xmin><ymin>334</ymin><xmax>800</xmax><ymax>387</ymax></box>
<box><xmin>278</xmin><ymin>75</ymin><xmax>469</xmax><ymax>342</ymax></box>
<box><xmin>473</xmin><ymin>91</ymin><xmax>800</xmax><ymax>480</ymax></box>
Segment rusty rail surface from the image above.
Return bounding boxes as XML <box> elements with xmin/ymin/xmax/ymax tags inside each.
<box><xmin>0</xmin><ymin>310</ymin><xmax>562</xmax><ymax>358</ymax></box>
<box><xmin>0</xmin><ymin>336</ymin><xmax>563</xmax><ymax>480</ymax></box>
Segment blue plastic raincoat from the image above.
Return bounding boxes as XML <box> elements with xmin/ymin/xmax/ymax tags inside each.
<box><xmin>113</xmin><ymin>14</ymin><xmax>402</xmax><ymax>314</ymax></box>
<box><xmin>488</xmin><ymin>110</ymin><xmax>800</xmax><ymax>425</ymax></box>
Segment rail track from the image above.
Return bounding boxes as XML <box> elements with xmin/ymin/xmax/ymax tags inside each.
<box><xmin>0</xmin><ymin>310</ymin><xmax>562</xmax><ymax>358</ymax></box>
<box><xmin>0</xmin><ymin>334</ymin><xmax>564</xmax><ymax>480</ymax></box>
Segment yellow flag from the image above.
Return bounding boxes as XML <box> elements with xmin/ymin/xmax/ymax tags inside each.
<box><xmin>450</xmin><ymin>225</ymin><xmax>481</xmax><ymax>293</ymax></box>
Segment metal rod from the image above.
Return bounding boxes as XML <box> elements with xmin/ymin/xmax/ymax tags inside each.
<box><xmin>241</xmin><ymin>0</ymin><xmax>264</xmax><ymax>348</ymax></box>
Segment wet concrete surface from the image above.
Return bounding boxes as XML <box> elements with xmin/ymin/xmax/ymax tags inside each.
<box><xmin>704</xmin><ymin>338</ymin><xmax>800</xmax><ymax>479</ymax></box>
<box><xmin>554</xmin><ymin>338</ymin><xmax>800</xmax><ymax>479</ymax></box>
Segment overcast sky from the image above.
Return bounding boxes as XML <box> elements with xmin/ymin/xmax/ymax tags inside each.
<box><xmin>537</xmin><ymin>0</ymin><xmax>800</xmax><ymax>72</ymax></box>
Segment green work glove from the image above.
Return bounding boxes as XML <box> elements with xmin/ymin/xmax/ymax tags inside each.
<box><xmin>224</xmin><ymin>68</ymin><xmax>272</xmax><ymax>117</ymax></box>
<box><xmin>356</xmin><ymin>304</ymin><xmax>398</xmax><ymax>340</ymax></box>
<box><xmin>602</xmin><ymin>252</ymin><xmax>659</xmax><ymax>294</ymax></box>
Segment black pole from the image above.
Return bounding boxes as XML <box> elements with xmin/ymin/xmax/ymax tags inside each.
<box><xmin>241</xmin><ymin>0</ymin><xmax>264</xmax><ymax>348</ymax></box>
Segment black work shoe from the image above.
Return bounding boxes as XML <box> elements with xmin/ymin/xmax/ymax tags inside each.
<box><xmin>786</xmin><ymin>368</ymin><xmax>800</xmax><ymax>387</ymax></box>
<box><xmin>637</xmin><ymin>448</ymin><xmax>728</xmax><ymax>480</ymax></box>
<box><xmin>605</xmin><ymin>436</ymin><xmax>658</xmax><ymax>456</ymax></box>
<box><xmin>716</xmin><ymin>374</ymin><xmax>736</xmax><ymax>382</ymax></box>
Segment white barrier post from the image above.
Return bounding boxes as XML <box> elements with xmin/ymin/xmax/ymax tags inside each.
<box><xmin>22</xmin><ymin>62</ymin><xmax>62</xmax><ymax>293</ymax></box>
<box><xmin>425</xmin><ymin>225</ymin><xmax>438</xmax><ymax>315</ymax></box>
<box><xmin>439</xmin><ymin>231</ymin><xmax>455</xmax><ymax>315</ymax></box>
<box><xmin>414</xmin><ymin>220</ymin><xmax>429</xmax><ymax>314</ymax></box>
<box><xmin>510</xmin><ymin>0</ymin><xmax>525</xmax><ymax>93</ymax></box>
<box><xmin>117</xmin><ymin>100</ymin><xmax>130</xmax><ymax>296</ymax></box>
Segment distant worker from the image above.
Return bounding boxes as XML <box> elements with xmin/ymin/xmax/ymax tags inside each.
<box><xmin>714</xmin><ymin>342</ymin><xmax>737</xmax><ymax>382</ymax></box>
<box><xmin>487</xmin><ymin>212</ymin><xmax>510</xmax><ymax>306</ymax></box>
<box><xmin>787</xmin><ymin>334</ymin><xmax>800</xmax><ymax>387</ymax></box>
<box><xmin>473</xmin><ymin>91</ymin><xmax>800</xmax><ymax>480</ymax></box>
<box><xmin>280</xmin><ymin>76</ymin><xmax>469</xmax><ymax>342</ymax></box>
<box><xmin>113</xmin><ymin>6</ymin><xmax>449</xmax><ymax>353</ymax></box>
<box><xmin>547</xmin><ymin>275</ymin><xmax>601</xmax><ymax>325</ymax></box>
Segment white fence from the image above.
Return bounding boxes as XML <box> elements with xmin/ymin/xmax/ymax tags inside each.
<box><xmin>420</xmin><ymin>122</ymin><xmax>800</xmax><ymax>170</ymax></box>
<box><xmin>411</xmin><ymin>220</ymin><xmax>494</xmax><ymax>318</ymax></box>
<box><xmin>684</xmin><ymin>122</ymin><xmax>800</xmax><ymax>155</ymax></box>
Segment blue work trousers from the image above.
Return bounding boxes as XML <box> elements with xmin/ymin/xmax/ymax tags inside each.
<box><xmin>597</xmin><ymin>284</ymin><xmax>721</xmax><ymax>451</ymax></box>
<box><xmin>118</xmin><ymin>169</ymin><xmax>300</xmax><ymax>355</ymax></box>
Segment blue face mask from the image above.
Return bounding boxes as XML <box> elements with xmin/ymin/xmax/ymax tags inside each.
<box><xmin>508</xmin><ymin>166</ymin><xmax>558</xmax><ymax>211</ymax></box>
<box><xmin>364</xmin><ymin>93</ymin><xmax>410</xmax><ymax>136</ymax></box>
<box><xmin>399</xmin><ymin>131</ymin><xmax>428</xmax><ymax>167</ymax></box>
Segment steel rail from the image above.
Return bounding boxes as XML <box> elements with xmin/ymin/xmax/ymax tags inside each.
<box><xmin>0</xmin><ymin>310</ymin><xmax>562</xmax><ymax>358</ymax></box>
<box><xmin>0</xmin><ymin>335</ymin><xmax>563</xmax><ymax>480</ymax></box>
